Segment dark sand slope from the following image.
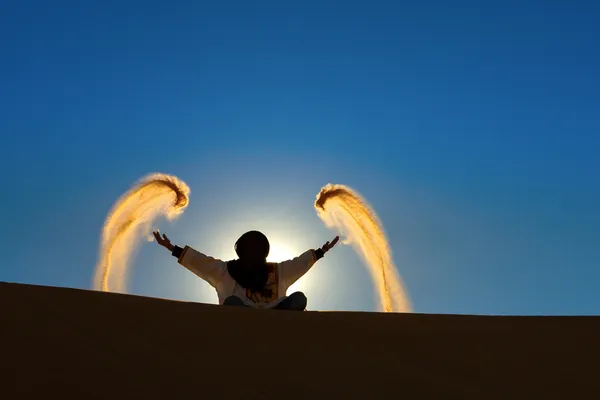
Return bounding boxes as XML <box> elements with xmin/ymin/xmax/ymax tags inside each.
<box><xmin>1</xmin><ymin>281</ymin><xmax>599</xmax><ymax>399</ymax></box>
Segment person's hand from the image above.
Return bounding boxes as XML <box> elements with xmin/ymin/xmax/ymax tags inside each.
<box><xmin>321</xmin><ymin>236</ymin><xmax>340</xmax><ymax>254</ymax></box>
<box><xmin>153</xmin><ymin>231</ymin><xmax>174</xmax><ymax>252</ymax></box>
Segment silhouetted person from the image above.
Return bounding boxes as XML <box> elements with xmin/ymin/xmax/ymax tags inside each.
<box><xmin>153</xmin><ymin>230</ymin><xmax>339</xmax><ymax>310</ymax></box>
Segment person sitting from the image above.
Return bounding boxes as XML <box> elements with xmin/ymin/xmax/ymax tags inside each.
<box><xmin>153</xmin><ymin>230</ymin><xmax>339</xmax><ymax>310</ymax></box>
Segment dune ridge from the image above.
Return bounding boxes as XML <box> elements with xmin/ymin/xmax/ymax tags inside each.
<box><xmin>2</xmin><ymin>281</ymin><xmax>599</xmax><ymax>399</ymax></box>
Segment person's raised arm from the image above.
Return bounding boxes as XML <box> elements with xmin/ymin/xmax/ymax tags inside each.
<box><xmin>279</xmin><ymin>236</ymin><xmax>340</xmax><ymax>288</ymax></box>
<box><xmin>153</xmin><ymin>231</ymin><xmax>226</xmax><ymax>288</ymax></box>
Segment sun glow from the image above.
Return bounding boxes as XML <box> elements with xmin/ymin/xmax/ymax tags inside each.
<box><xmin>267</xmin><ymin>242</ymin><xmax>298</xmax><ymax>263</ymax></box>
<box><xmin>266</xmin><ymin>240</ymin><xmax>315</xmax><ymax>296</ymax></box>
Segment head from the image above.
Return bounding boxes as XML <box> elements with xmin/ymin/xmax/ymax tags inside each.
<box><xmin>234</xmin><ymin>230</ymin><xmax>270</xmax><ymax>262</ymax></box>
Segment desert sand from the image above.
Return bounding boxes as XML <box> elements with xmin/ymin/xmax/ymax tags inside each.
<box><xmin>2</xmin><ymin>281</ymin><xmax>599</xmax><ymax>399</ymax></box>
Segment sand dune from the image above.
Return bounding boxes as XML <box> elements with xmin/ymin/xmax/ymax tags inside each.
<box><xmin>1</xmin><ymin>281</ymin><xmax>599</xmax><ymax>399</ymax></box>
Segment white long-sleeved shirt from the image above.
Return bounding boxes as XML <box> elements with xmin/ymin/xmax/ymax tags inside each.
<box><xmin>173</xmin><ymin>246</ymin><xmax>321</xmax><ymax>308</ymax></box>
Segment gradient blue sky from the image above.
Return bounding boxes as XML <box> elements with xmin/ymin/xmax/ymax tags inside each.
<box><xmin>1</xmin><ymin>1</ymin><xmax>598</xmax><ymax>314</ymax></box>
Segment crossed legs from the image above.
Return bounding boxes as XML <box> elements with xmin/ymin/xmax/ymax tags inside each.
<box><xmin>223</xmin><ymin>291</ymin><xmax>307</xmax><ymax>311</ymax></box>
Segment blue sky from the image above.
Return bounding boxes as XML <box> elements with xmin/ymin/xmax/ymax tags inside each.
<box><xmin>0</xmin><ymin>0</ymin><xmax>598</xmax><ymax>315</ymax></box>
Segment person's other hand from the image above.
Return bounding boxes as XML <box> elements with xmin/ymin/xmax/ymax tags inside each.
<box><xmin>321</xmin><ymin>236</ymin><xmax>340</xmax><ymax>254</ymax></box>
<box><xmin>153</xmin><ymin>231</ymin><xmax>174</xmax><ymax>252</ymax></box>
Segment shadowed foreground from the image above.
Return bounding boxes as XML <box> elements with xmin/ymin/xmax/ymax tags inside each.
<box><xmin>2</xmin><ymin>282</ymin><xmax>599</xmax><ymax>398</ymax></box>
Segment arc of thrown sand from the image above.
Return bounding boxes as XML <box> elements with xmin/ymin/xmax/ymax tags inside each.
<box><xmin>315</xmin><ymin>183</ymin><xmax>412</xmax><ymax>312</ymax></box>
<box><xmin>318</xmin><ymin>195</ymin><xmax>396</xmax><ymax>311</ymax></box>
<box><xmin>94</xmin><ymin>174</ymin><xmax>190</xmax><ymax>292</ymax></box>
